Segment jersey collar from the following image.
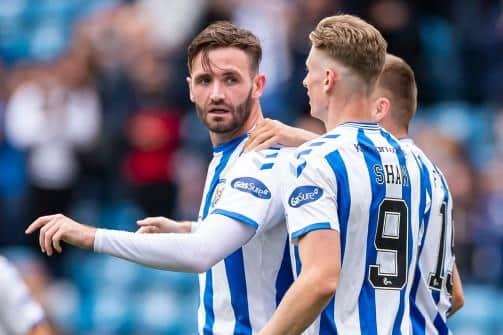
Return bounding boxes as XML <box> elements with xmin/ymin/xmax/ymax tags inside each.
<box><xmin>213</xmin><ymin>133</ymin><xmax>248</xmax><ymax>153</ymax></box>
<box><xmin>339</xmin><ymin>121</ymin><xmax>380</xmax><ymax>130</ymax></box>
<box><xmin>399</xmin><ymin>137</ymin><xmax>415</xmax><ymax>145</ymax></box>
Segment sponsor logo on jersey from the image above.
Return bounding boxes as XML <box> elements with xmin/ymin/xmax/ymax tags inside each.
<box><xmin>231</xmin><ymin>177</ymin><xmax>271</xmax><ymax>199</ymax></box>
<box><xmin>289</xmin><ymin>185</ymin><xmax>323</xmax><ymax>208</ymax></box>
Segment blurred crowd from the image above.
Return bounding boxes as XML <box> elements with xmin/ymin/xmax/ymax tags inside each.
<box><xmin>0</xmin><ymin>0</ymin><xmax>502</xmax><ymax>334</ymax></box>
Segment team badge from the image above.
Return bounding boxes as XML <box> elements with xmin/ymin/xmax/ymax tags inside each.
<box><xmin>211</xmin><ymin>179</ymin><xmax>226</xmax><ymax>207</ymax></box>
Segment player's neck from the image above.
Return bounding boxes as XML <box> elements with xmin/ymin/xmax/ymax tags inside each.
<box><xmin>393</xmin><ymin>129</ymin><xmax>409</xmax><ymax>140</ymax></box>
<box><xmin>209</xmin><ymin>103</ymin><xmax>263</xmax><ymax>147</ymax></box>
<box><xmin>326</xmin><ymin>95</ymin><xmax>374</xmax><ymax>130</ymax></box>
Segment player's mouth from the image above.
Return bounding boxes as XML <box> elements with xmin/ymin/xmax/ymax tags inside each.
<box><xmin>208</xmin><ymin>108</ymin><xmax>232</xmax><ymax>115</ymax></box>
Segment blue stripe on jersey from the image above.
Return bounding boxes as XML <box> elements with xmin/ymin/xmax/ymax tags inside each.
<box><xmin>319</xmin><ymin>297</ymin><xmax>337</xmax><ymax>335</ymax></box>
<box><xmin>294</xmin><ymin>245</ymin><xmax>302</xmax><ymax>276</ymax></box>
<box><xmin>296</xmin><ymin>160</ymin><xmax>307</xmax><ymax>177</ymax></box>
<box><xmin>203</xmin><ymin>136</ymin><xmax>246</xmax><ymax>335</ymax></box>
<box><xmin>260</xmin><ymin>162</ymin><xmax>274</xmax><ymax>170</ymax></box>
<box><xmin>381</xmin><ymin>130</ymin><xmax>413</xmax><ymax>335</ymax></box>
<box><xmin>409</xmin><ymin>154</ymin><xmax>431</xmax><ymax>335</ymax></box>
<box><xmin>266</xmin><ymin>152</ymin><xmax>279</xmax><ymax>158</ymax></box>
<box><xmin>275</xmin><ymin>237</ymin><xmax>294</xmax><ymax>306</ymax></box>
<box><xmin>308</xmin><ymin>141</ymin><xmax>325</xmax><ymax>147</ymax></box>
<box><xmin>411</xmin><ymin>294</ymin><xmax>426</xmax><ymax>335</ymax></box>
<box><xmin>211</xmin><ymin>209</ymin><xmax>259</xmax><ymax>229</ymax></box>
<box><xmin>357</xmin><ymin>128</ymin><xmax>384</xmax><ymax>335</ymax></box>
<box><xmin>325</xmin><ymin>150</ymin><xmax>351</xmax><ymax>260</ymax></box>
<box><xmin>290</xmin><ymin>222</ymin><xmax>332</xmax><ymax>240</ymax></box>
<box><xmin>224</xmin><ymin>250</ymin><xmax>252</xmax><ymax>335</ymax></box>
<box><xmin>433</xmin><ymin>313</ymin><xmax>449</xmax><ymax>335</ymax></box>
<box><xmin>323</xmin><ymin>134</ymin><xmax>340</xmax><ymax>139</ymax></box>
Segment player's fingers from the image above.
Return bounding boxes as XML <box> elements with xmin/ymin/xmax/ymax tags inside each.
<box><xmin>25</xmin><ymin>214</ymin><xmax>58</xmax><ymax>234</ymax></box>
<box><xmin>52</xmin><ymin>230</ymin><xmax>65</xmax><ymax>253</ymax></box>
<box><xmin>39</xmin><ymin>220</ymin><xmax>57</xmax><ymax>253</ymax></box>
<box><xmin>244</xmin><ymin>129</ymin><xmax>274</xmax><ymax>152</ymax></box>
<box><xmin>253</xmin><ymin>137</ymin><xmax>280</xmax><ymax>152</ymax></box>
<box><xmin>137</xmin><ymin>226</ymin><xmax>158</xmax><ymax>234</ymax></box>
<box><xmin>137</xmin><ymin>217</ymin><xmax>165</xmax><ymax>225</ymax></box>
<box><xmin>253</xmin><ymin>119</ymin><xmax>276</xmax><ymax>135</ymax></box>
<box><xmin>246</xmin><ymin>130</ymin><xmax>276</xmax><ymax>151</ymax></box>
<box><xmin>136</xmin><ymin>217</ymin><xmax>161</xmax><ymax>227</ymax></box>
<box><xmin>44</xmin><ymin>222</ymin><xmax>61</xmax><ymax>256</ymax></box>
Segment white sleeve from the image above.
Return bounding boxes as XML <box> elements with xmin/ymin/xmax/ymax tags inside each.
<box><xmin>283</xmin><ymin>154</ymin><xmax>339</xmax><ymax>241</ymax></box>
<box><xmin>212</xmin><ymin>149</ymin><xmax>285</xmax><ymax>232</ymax></box>
<box><xmin>94</xmin><ymin>214</ymin><xmax>255</xmax><ymax>273</ymax></box>
<box><xmin>190</xmin><ymin>220</ymin><xmax>201</xmax><ymax>233</ymax></box>
<box><xmin>0</xmin><ymin>258</ymin><xmax>45</xmax><ymax>335</ymax></box>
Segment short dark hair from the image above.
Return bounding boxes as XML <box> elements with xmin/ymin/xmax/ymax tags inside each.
<box><xmin>377</xmin><ymin>54</ymin><xmax>418</xmax><ymax>129</ymax></box>
<box><xmin>187</xmin><ymin>21</ymin><xmax>262</xmax><ymax>74</ymax></box>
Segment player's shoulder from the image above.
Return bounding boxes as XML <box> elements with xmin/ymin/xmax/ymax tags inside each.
<box><xmin>237</xmin><ymin>145</ymin><xmax>295</xmax><ymax>172</ymax></box>
<box><xmin>294</xmin><ymin>130</ymin><xmax>351</xmax><ymax>160</ymax></box>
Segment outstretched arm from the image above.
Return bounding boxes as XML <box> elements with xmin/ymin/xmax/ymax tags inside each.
<box><xmin>26</xmin><ymin>213</ymin><xmax>255</xmax><ymax>273</ymax></box>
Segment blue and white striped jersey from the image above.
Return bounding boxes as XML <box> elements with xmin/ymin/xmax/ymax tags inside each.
<box><xmin>401</xmin><ymin>139</ymin><xmax>455</xmax><ymax>335</ymax></box>
<box><xmin>196</xmin><ymin>133</ymin><xmax>294</xmax><ymax>335</ymax></box>
<box><xmin>284</xmin><ymin>122</ymin><xmax>424</xmax><ymax>335</ymax></box>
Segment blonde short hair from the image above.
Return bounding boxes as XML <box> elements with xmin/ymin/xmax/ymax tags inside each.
<box><xmin>309</xmin><ymin>15</ymin><xmax>387</xmax><ymax>91</ymax></box>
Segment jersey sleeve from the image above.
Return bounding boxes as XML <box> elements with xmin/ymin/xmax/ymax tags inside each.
<box><xmin>283</xmin><ymin>153</ymin><xmax>339</xmax><ymax>241</ymax></box>
<box><xmin>211</xmin><ymin>149</ymin><xmax>285</xmax><ymax>233</ymax></box>
<box><xmin>0</xmin><ymin>258</ymin><xmax>45</xmax><ymax>335</ymax></box>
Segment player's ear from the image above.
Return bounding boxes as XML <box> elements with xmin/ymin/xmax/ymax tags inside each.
<box><xmin>186</xmin><ymin>77</ymin><xmax>195</xmax><ymax>102</ymax></box>
<box><xmin>251</xmin><ymin>73</ymin><xmax>266</xmax><ymax>99</ymax></box>
<box><xmin>373</xmin><ymin>97</ymin><xmax>390</xmax><ymax>123</ymax></box>
<box><xmin>323</xmin><ymin>68</ymin><xmax>337</xmax><ymax>93</ymax></box>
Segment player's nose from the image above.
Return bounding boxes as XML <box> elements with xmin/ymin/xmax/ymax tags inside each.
<box><xmin>209</xmin><ymin>82</ymin><xmax>225</xmax><ymax>103</ymax></box>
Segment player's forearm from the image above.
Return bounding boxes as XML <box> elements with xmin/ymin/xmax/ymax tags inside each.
<box><xmin>259</xmin><ymin>269</ymin><xmax>337</xmax><ymax>335</ymax></box>
<box><xmin>94</xmin><ymin>229</ymin><xmax>201</xmax><ymax>271</ymax></box>
<box><xmin>94</xmin><ymin>215</ymin><xmax>255</xmax><ymax>273</ymax></box>
<box><xmin>448</xmin><ymin>264</ymin><xmax>464</xmax><ymax>318</ymax></box>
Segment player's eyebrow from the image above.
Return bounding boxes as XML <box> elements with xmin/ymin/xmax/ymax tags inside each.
<box><xmin>193</xmin><ymin>73</ymin><xmax>212</xmax><ymax>82</ymax></box>
<box><xmin>222</xmin><ymin>70</ymin><xmax>242</xmax><ymax>78</ymax></box>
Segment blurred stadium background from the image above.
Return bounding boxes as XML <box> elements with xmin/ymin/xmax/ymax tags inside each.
<box><xmin>0</xmin><ymin>0</ymin><xmax>502</xmax><ymax>334</ymax></box>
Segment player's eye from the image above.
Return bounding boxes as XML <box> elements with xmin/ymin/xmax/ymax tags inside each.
<box><xmin>224</xmin><ymin>76</ymin><xmax>238</xmax><ymax>85</ymax></box>
<box><xmin>196</xmin><ymin>76</ymin><xmax>211</xmax><ymax>85</ymax></box>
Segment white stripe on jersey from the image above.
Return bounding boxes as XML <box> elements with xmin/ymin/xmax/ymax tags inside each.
<box><xmin>284</xmin><ymin>122</ymin><xmax>423</xmax><ymax>335</ymax></box>
<box><xmin>402</xmin><ymin>139</ymin><xmax>454</xmax><ymax>335</ymax></box>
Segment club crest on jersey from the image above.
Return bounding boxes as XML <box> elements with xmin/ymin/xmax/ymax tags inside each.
<box><xmin>231</xmin><ymin>177</ymin><xmax>271</xmax><ymax>199</ymax></box>
<box><xmin>211</xmin><ymin>179</ymin><xmax>226</xmax><ymax>207</ymax></box>
<box><xmin>289</xmin><ymin>186</ymin><xmax>323</xmax><ymax>208</ymax></box>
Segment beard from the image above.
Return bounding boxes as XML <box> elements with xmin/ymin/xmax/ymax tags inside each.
<box><xmin>195</xmin><ymin>88</ymin><xmax>253</xmax><ymax>134</ymax></box>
